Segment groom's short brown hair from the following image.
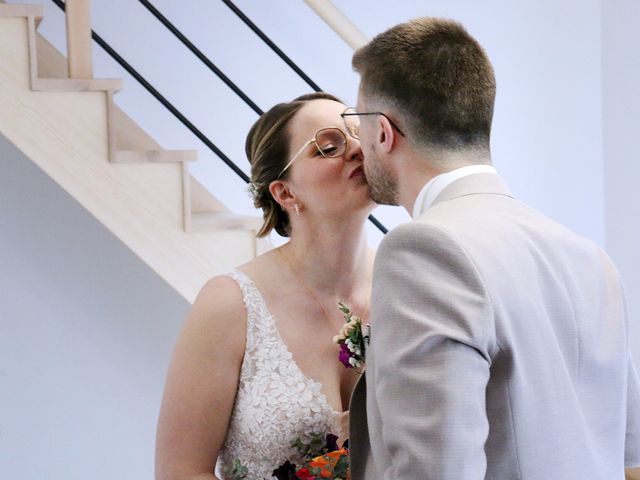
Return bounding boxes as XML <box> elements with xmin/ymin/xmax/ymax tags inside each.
<box><xmin>353</xmin><ymin>17</ymin><xmax>496</xmax><ymax>151</ymax></box>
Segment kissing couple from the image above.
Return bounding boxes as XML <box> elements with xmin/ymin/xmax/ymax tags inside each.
<box><xmin>156</xmin><ymin>16</ymin><xmax>640</xmax><ymax>480</ymax></box>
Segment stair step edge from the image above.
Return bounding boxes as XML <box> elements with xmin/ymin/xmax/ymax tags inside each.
<box><xmin>114</xmin><ymin>150</ymin><xmax>198</xmax><ymax>164</ymax></box>
<box><xmin>191</xmin><ymin>212</ymin><xmax>263</xmax><ymax>232</ymax></box>
<box><xmin>32</xmin><ymin>78</ymin><xmax>123</xmax><ymax>92</ymax></box>
<box><xmin>0</xmin><ymin>4</ymin><xmax>43</xmax><ymax>20</ymax></box>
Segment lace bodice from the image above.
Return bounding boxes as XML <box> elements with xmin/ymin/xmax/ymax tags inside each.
<box><xmin>218</xmin><ymin>270</ymin><xmax>345</xmax><ymax>480</ymax></box>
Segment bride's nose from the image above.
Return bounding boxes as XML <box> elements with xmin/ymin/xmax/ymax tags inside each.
<box><xmin>344</xmin><ymin>138</ymin><xmax>363</xmax><ymax>162</ymax></box>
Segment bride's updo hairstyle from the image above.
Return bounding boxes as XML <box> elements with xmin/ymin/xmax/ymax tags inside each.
<box><xmin>246</xmin><ymin>92</ymin><xmax>343</xmax><ymax>238</ymax></box>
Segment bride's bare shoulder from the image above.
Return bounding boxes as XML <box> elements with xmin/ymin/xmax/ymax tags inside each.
<box><xmin>187</xmin><ymin>274</ymin><xmax>247</xmax><ymax>334</ymax></box>
<box><xmin>196</xmin><ymin>273</ymin><xmax>242</xmax><ymax>301</ymax></box>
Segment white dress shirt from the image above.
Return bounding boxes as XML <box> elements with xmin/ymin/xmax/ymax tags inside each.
<box><xmin>412</xmin><ymin>164</ymin><xmax>498</xmax><ymax>219</ymax></box>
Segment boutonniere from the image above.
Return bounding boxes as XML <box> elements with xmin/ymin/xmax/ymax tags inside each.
<box><xmin>333</xmin><ymin>301</ymin><xmax>370</xmax><ymax>369</ymax></box>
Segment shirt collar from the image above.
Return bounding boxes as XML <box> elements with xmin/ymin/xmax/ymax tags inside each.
<box><xmin>412</xmin><ymin>165</ymin><xmax>498</xmax><ymax>219</ymax></box>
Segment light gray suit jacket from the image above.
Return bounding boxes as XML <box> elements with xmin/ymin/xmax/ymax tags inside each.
<box><xmin>349</xmin><ymin>173</ymin><xmax>640</xmax><ymax>479</ymax></box>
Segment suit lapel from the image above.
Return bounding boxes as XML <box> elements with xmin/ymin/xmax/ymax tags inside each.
<box><xmin>349</xmin><ymin>373</ymin><xmax>371</xmax><ymax>478</ymax></box>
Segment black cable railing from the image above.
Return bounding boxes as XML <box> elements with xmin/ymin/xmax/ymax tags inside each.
<box><xmin>50</xmin><ymin>0</ymin><xmax>388</xmax><ymax>234</ymax></box>
<box><xmin>220</xmin><ymin>0</ymin><xmax>322</xmax><ymax>93</ymax></box>
<box><xmin>137</xmin><ymin>0</ymin><xmax>263</xmax><ymax>116</ymax></box>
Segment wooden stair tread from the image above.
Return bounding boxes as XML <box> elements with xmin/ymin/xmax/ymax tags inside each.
<box><xmin>191</xmin><ymin>212</ymin><xmax>263</xmax><ymax>232</ymax></box>
<box><xmin>32</xmin><ymin>77</ymin><xmax>123</xmax><ymax>92</ymax></box>
<box><xmin>114</xmin><ymin>150</ymin><xmax>198</xmax><ymax>164</ymax></box>
<box><xmin>0</xmin><ymin>3</ymin><xmax>43</xmax><ymax>22</ymax></box>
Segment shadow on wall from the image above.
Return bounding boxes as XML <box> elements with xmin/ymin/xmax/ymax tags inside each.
<box><xmin>0</xmin><ymin>133</ymin><xmax>189</xmax><ymax>479</ymax></box>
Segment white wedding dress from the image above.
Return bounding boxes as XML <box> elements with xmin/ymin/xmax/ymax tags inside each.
<box><xmin>217</xmin><ymin>270</ymin><xmax>348</xmax><ymax>479</ymax></box>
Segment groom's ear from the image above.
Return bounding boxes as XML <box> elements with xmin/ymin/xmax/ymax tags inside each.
<box><xmin>377</xmin><ymin>115</ymin><xmax>397</xmax><ymax>154</ymax></box>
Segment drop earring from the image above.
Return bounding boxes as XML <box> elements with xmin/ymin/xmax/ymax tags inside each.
<box><xmin>294</xmin><ymin>204</ymin><xmax>301</xmax><ymax>216</ymax></box>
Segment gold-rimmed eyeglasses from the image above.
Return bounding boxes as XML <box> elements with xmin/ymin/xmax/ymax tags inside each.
<box><xmin>277</xmin><ymin>127</ymin><xmax>349</xmax><ymax>179</ymax></box>
<box><xmin>340</xmin><ymin>107</ymin><xmax>405</xmax><ymax>140</ymax></box>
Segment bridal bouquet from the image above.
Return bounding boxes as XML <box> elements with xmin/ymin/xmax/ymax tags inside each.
<box><xmin>273</xmin><ymin>433</ymin><xmax>349</xmax><ymax>480</ymax></box>
<box><xmin>223</xmin><ymin>433</ymin><xmax>349</xmax><ymax>480</ymax></box>
<box><xmin>333</xmin><ymin>301</ymin><xmax>370</xmax><ymax>369</ymax></box>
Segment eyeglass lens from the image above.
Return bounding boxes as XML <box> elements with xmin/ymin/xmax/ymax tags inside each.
<box><xmin>315</xmin><ymin>128</ymin><xmax>347</xmax><ymax>158</ymax></box>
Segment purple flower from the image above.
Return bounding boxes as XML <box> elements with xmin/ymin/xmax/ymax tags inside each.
<box><xmin>339</xmin><ymin>343</ymin><xmax>353</xmax><ymax>369</ymax></box>
<box><xmin>325</xmin><ymin>433</ymin><xmax>340</xmax><ymax>452</ymax></box>
<box><xmin>272</xmin><ymin>460</ymin><xmax>297</xmax><ymax>479</ymax></box>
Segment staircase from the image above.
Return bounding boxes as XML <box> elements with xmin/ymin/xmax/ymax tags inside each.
<box><xmin>0</xmin><ymin>3</ymin><xmax>271</xmax><ymax>303</ymax></box>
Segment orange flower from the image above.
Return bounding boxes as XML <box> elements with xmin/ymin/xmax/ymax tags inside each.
<box><xmin>295</xmin><ymin>443</ymin><xmax>349</xmax><ymax>479</ymax></box>
<box><xmin>309</xmin><ymin>456</ymin><xmax>329</xmax><ymax>468</ymax></box>
<box><xmin>326</xmin><ymin>448</ymin><xmax>348</xmax><ymax>459</ymax></box>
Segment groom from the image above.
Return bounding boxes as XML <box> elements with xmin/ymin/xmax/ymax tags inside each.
<box><xmin>346</xmin><ymin>17</ymin><xmax>640</xmax><ymax>479</ymax></box>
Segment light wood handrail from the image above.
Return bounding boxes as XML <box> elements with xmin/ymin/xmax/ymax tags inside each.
<box><xmin>302</xmin><ymin>0</ymin><xmax>368</xmax><ymax>50</ymax></box>
<box><xmin>627</xmin><ymin>467</ymin><xmax>640</xmax><ymax>480</ymax></box>
<box><xmin>65</xmin><ymin>0</ymin><xmax>93</xmax><ymax>78</ymax></box>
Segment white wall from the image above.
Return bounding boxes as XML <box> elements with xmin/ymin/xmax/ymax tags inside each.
<box><xmin>602</xmin><ymin>0</ymin><xmax>640</xmax><ymax>364</ymax></box>
<box><xmin>0</xmin><ymin>134</ymin><xmax>189</xmax><ymax>478</ymax></box>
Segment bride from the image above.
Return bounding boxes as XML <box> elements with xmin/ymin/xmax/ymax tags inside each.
<box><xmin>155</xmin><ymin>93</ymin><xmax>375</xmax><ymax>479</ymax></box>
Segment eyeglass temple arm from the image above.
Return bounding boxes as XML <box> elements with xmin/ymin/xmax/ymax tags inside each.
<box><xmin>278</xmin><ymin>139</ymin><xmax>315</xmax><ymax>178</ymax></box>
<box><xmin>341</xmin><ymin>111</ymin><xmax>405</xmax><ymax>137</ymax></box>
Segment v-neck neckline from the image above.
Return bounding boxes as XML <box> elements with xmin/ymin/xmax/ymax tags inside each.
<box><xmin>235</xmin><ymin>269</ymin><xmax>348</xmax><ymax>416</ymax></box>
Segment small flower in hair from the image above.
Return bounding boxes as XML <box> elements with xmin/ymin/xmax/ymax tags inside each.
<box><xmin>247</xmin><ymin>182</ymin><xmax>259</xmax><ymax>199</ymax></box>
